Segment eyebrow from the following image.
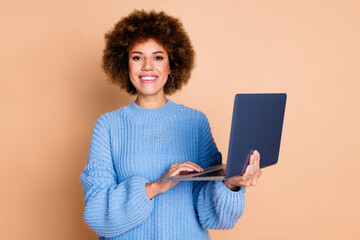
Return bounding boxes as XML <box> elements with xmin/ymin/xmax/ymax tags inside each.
<box><xmin>130</xmin><ymin>51</ymin><xmax>165</xmax><ymax>55</ymax></box>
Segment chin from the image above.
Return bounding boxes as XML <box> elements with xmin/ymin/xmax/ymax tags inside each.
<box><xmin>137</xmin><ymin>89</ymin><xmax>163</xmax><ymax>97</ymax></box>
<box><xmin>137</xmin><ymin>85</ymin><xmax>165</xmax><ymax>96</ymax></box>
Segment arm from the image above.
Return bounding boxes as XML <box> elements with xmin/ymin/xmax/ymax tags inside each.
<box><xmin>80</xmin><ymin>114</ymin><xmax>154</xmax><ymax>238</ymax></box>
<box><xmin>193</xmin><ymin>113</ymin><xmax>246</xmax><ymax>230</ymax></box>
<box><xmin>145</xmin><ymin>161</ymin><xmax>204</xmax><ymax>200</ymax></box>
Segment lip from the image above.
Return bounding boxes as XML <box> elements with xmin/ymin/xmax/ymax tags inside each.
<box><xmin>139</xmin><ymin>74</ymin><xmax>158</xmax><ymax>83</ymax></box>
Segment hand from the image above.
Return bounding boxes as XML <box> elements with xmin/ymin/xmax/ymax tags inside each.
<box><xmin>145</xmin><ymin>161</ymin><xmax>204</xmax><ymax>199</ymax></box>
<box><xmin>223</xmin><ymin>150</ymin><xmax>262</xmax><ymax>191</ymax></box>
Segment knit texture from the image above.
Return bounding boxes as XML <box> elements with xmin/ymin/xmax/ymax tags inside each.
<box><xmin>80</xmin><ymin>100</ymin><xmax>246</xmax><ymax>240</ymax></box>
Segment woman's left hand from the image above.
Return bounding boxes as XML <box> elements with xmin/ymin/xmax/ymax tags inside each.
<box><xmin>223</xmin><ymin>150</ymin><xmax>262</xmax><ymax>191</ymax></box>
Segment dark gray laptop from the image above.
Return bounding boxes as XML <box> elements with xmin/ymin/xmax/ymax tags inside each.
<box><xmin>163</xmin><ymin>93</ymin><xmax>287</xmax><ymax>181</ymax></box>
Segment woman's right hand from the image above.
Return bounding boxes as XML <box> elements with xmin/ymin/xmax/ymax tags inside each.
<box><xmin>145</xmin><ymin>161</ymin><xmax>204</xmax><ymax>200</ymax></box>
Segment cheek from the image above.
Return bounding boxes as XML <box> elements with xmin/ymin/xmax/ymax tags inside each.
<box><xmin>128</xmin><ymin>59</ymin><xmax>140</xmax><ymax>72</ymax></box>
<box><xmin>128</xmin><ymin>68</ymin><xmax>137</xmax><ymax>84</ymax></box>
<box><xmin>128</xmin><ymin>63</ymin><xmax>134</xmax><ymax>75</ymax></box>
<box><xmin>160</xmin><ymin>62</ymin><xmax>171</xmax><ymax>76</ymax></box>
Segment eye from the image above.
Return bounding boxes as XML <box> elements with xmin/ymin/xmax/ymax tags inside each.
<box><xmin>132</xmin><ymin>56</ymin><xmax>141</xmax><ymax>60</ymax></box>
<box><xmin>154</xmin><ymin>56</ymin><xmax>164</xmax><ymax>60</ymax></box>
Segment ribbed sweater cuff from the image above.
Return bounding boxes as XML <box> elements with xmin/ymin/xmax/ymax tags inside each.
<box><xmin>126</xmin><ymin>176</ymin><xmax>155</xmax><ymax>213</ymax></box>
<box><xmin>218</xmin><ymin>180</ymin><xmax>246</xmax><ymax>194</ymax></box>
<box><xmin>213</xmin><ymin>180</ymin><xmax>246</xmax><ymax>217</ymax></box>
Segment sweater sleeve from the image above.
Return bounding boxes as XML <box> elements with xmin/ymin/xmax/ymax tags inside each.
<box><xmin>193</xmin><ymin>113</ymin><xmax>246</xmax><ymax>230</ymax></box>
<box><xmin>80</xmin><ymin>114</ymin><xmax>154</xmax><ymax>238</ymax></box>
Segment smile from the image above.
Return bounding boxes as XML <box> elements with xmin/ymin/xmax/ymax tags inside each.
<box><xmin>139</xmin><ymin>75</ymin><xmax>158</xmax><ymax>83</ymax></box>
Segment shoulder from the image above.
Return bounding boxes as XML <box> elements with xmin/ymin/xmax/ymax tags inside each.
<box><xmin>172</xmin><ymin>101</ymin><xmax>207</xmax><ymax>119</ymax></box>
<box><xmin>92</xmin><ymin>106</ymin><xmax>128</xmax><ymax>129</ymax></box>
<box><xmin>170</xmin><ymin>102</ymin><xmax>212</xmax><ymax>133</ymax></box>
<box><xmin>171</xmin><ymin>102</ymin><xmax>209</xmax><ymax>125</ymax></box>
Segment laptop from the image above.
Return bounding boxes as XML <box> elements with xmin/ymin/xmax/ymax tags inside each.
<box><xmin>163</xmin><ymin>93</ymin><xmax>287</xmax><ymax>181</ymax></box>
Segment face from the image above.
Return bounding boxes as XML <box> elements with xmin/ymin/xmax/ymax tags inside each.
<box><xmin>128</xmin><ymin>38</ymin><xmax>171</xmax><ymax>99</ymax></box>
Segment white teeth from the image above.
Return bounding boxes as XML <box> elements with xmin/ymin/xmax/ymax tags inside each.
<box><xmin>141</xmin><ymin>76</ymin><xmax>157</xmax><ymax>80</ymax></box>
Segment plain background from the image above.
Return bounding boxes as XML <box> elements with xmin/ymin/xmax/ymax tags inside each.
<box><xmin>1</xmin><ymin>0</ymin><xmax>359</xmax><ymax>239</ymax></box>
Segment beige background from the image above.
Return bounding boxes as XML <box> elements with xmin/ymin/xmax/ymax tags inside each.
<box><xmin>1</xmin><ymin>0</ymin><xmax>359</xmax><ymax>239</ymax></box>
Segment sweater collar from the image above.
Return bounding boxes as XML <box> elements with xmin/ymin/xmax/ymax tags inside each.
<box><xmin>123</xmin><ymin>99</ymin><xmax>181</xmax><ymax>122</ymax></box>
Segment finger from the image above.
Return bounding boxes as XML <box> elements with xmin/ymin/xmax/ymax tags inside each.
<box><xmin>177</xmin><ymin>161</ymin><xmax>203</xmax><ymax>172</ymax></box>
<box><xmin>241</xmin><ymin>165</ymin><xmax>251</xmax><ymax>180</ymax></box>
<box><xmin>171</xmin><ymin>166</ymin><xmax>198</xmax><ymax>176</ymax></box>
<box><xmin>253</xmin><ymin>150</ymin><xmax>260</xmax><ymax>172</ymax></box>
<box><xmin>184</xmin><ymin>161</ymin><xmax>204</xmax><ymax>172</ymax></box>
<box><xmin>250</xmin><ymin>170</ymin><xmax>259</xmax><ymax>185</ymax></box>
<box><xmin>255</xmin><ymin>150</ymin><xmax>260</xmax><ymax>166</ymax></box>
<box><xmin>173</xmin><ymin>163</ymin><xmax>203</xmax><ymax>174</ymax></box>
<box><xmin>170</xmin><ymin>162</ymin><xmax>193</xmax><ymax>171</ymax></box>
<box><xmin>171</xmin><ymin>162</ymin><xmax>180</xmax><ymax>167</ymax></box>
<box><xmin>251</xmin><ymin>169</ymin><xmax>262</xmax><ymax>186</ymax></box>
<box><xmin>249</xmin><ymin>154</ymin><xmax>255</xmax><ymax>175</ymax></box>
<box><xmin>251</xmin><ymin>175</ymin><xmax>258</xmax><ymax>186</ymax></box>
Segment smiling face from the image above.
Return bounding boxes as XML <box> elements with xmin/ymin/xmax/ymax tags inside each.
<box><xmin>128</xmin><ymin>38</ymin><xmax>171</xmax><ymax>101</ymax></box>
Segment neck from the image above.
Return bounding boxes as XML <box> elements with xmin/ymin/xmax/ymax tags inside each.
<box><xmin>135</xmin><ymin>93</ymin><xmax>167</xmax><ymax>109</ymax></box>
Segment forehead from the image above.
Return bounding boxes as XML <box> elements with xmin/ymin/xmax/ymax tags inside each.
<box><xmin>129</xmin><ymin>38</ymin><xmax>168</xmax><ymax>54</ymax></box>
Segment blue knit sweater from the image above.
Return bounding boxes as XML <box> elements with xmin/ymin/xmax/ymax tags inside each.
<box><xmin>80</xmin><ymin>100</ymin><xmax>246</xmax><ymax>240</ymax></box>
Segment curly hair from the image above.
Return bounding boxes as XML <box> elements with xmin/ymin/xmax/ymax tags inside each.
<box><xmin>102</xmin><ymin>10</ymin><xmax>196</xmax><ymax>95</ymax></box>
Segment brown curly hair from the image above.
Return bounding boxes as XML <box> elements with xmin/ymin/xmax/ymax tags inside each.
<box><xmin>102</xmin><ymin>10</ymin><xmax>196</xmax><ymax>95</ymax></box>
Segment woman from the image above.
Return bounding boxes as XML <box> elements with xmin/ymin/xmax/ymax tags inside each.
<box><xmin>80</xmin><ymin>10</ymin><xmax>262</xmax><ymax>240</ymax></box>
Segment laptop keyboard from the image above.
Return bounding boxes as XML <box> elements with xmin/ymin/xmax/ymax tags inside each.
<box><xmin>192</xmin><ymin>168</ymin><xmax>226</xmax><ymax>178</ymax></box>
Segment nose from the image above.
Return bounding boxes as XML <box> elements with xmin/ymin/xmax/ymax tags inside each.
<box><xmin>141</xmin><ymin>58</ymin><xmax>153</xmax><ymax>71</ymax></box>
